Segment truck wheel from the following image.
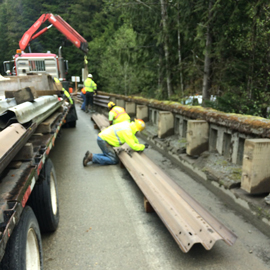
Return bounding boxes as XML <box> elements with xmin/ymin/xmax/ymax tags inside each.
<box><xmin>68</xmin><ymin>120</ymin><xmax>76</xmax><ymax>128</ymax></box>
<box><xmin>28</xmin><ymin>158</ymin><xmax>59</xmax><ymax>232</ymax></box>
<box><xmin>0</xmin><ymin>206</ymin><xmax>43</xmax><ymax>270</ymax></box>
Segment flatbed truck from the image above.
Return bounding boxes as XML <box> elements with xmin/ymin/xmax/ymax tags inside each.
<box><xmin>0</xmin><ymin>94</ymin><xmax>71</xmax><ymax>269</ymax></box>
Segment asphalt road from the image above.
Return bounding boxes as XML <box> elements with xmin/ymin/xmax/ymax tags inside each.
<box><xmin>42</xmin><ymin>105</ymin><xmax>270</xmax><ymax>270</ymax></box>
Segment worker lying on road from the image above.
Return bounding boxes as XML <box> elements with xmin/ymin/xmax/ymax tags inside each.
<box><xmin>83</xmin><ymin>119</ymin><xmax>148</xmax><ymax>166</ymax></box>
<box><xmin>108</xmin><ymin>101</ymin><xmax>130</xmax><ymax>125</ymax></box>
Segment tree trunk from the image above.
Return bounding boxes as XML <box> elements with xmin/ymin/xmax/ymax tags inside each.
<box><xmin>124</xmin><ymin>63</ymin><xmax>128</xmax><ymax>96</ymax></box>
<box><xmin>160</xmin><ymin>0</ymin><xmax>173</xmax><ymax>98</ymax></box>
<box><xmin>177</xmin><ymin>3</ymin><xmax>184</xmax><ymax>98</ymax></box>
<box><xmin>158</xmin><ymin>46</ymin><xmax>164</xmax><ymax>97</ymax></box>
<box><xmin>202</xmin><ymin>0</ymin><xmax>213</xmax><ymax>106</ymax></box>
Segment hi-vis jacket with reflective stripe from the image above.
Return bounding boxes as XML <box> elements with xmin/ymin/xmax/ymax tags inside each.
<box><xmin>109</xmin><ymin>106</ymin><xmax>130</xmax><ymax>124</ymax></box>
<box><xmin>84</xmin><ymin>78</ymin><xmax>97</xmax><ymax>92</ymax></box>
<box><xmin>99</xmin><ymin>121</ymin><xmax>145</xmax><ymax>151</ymax></box>
<box><xmin>63</xmin><ymin>88</ymin><xmax>73</xmax><ymax>104</ymax></box>
<box><xmin>54</xmin><ymin>77</ymin><xmax>73</xmax><ymax>104</ymax></box>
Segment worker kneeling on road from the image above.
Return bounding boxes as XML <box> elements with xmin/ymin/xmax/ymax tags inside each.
<box><xmin>83</xmin><ymin>119</ymin><xmax>147</xmax><ymax>166</ymax></box>
<box><xmin>108</xmin><ymin>101</ymin><xmax>130</xmax><ymax>125</ymax></box>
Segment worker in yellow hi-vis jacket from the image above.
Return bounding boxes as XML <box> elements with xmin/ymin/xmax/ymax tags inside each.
<box><xmin>54</xmin><ymin>77</ymin><xmax>73</xmax><ymax>104</ymax></box>
<box><xmin>107</xmin><ymin>101</ymin><xmax>130</xmax><ymax>125</ymax></box>
<box><xmin>83</xmin><ymin>119</ymin><xmax>148</xmax><ymax>166</ymax></box>
<box><xmin>84</xmin><ymin>73</ymin><xmax>97</xmax><ymax>113</ymax></box>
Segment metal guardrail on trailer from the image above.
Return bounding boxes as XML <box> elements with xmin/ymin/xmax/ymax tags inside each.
<box><xmin>91</xmin><ymin>112</ymin><xmax>237</xmax><ymax>252</ymax></box>
<box><xmin>0</xmin><ymin>103</ymin><xmax>70</xmax><ymax>262</ymax></box>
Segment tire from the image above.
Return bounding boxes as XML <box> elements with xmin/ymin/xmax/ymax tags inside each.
<box><xmin>28</xmin><ymin>158</ymin><xmax>59</xmax><ymax>233</ymax></box>
<box><xmin>0</xmin><ymin>206</ymin><xmax>43</xmax><ymax>270</ymax></box>
<box><xmin>68</xmin><ymin>120</ymin><xmax>76</xmax><ymax>128</ymax></box>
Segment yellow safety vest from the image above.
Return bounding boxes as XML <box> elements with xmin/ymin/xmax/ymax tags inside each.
<box><xmin>63</xmin><ymin>88</ymin><xmax>73</xmax><ymax>105</ymax></box>
<box><xmin>84</xmin><ymin>78</ymin><xmax>96</xmax><ymax>92</ymax></box>
<box><xmin>53</xmin><ymin>78</ymin><xmax>73</xmax><ymax>104</ymax></box>
<box><xmin>99</xmin><ymin>121</ymin><xmax>145</xmax><ymax>151</ymax></box>
<box><xmin>110</xmin><ymin>106</ymin><xmax>130</xmax><ymax>124</ymax></box>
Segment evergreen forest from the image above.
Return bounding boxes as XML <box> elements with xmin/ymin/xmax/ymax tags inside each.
<box><xmin>1</xmin><ymin>0</ymin><xmax>270</xmax><ymax>117</ymax></box>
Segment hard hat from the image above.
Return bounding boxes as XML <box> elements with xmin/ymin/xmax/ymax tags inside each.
<box><xmin>88</xmin><ymin>74</ymin><xmax>93</xmax><ymax>78</ymax></box>
<box><xmin>108</xmin><ymin>101</ymin><xmax>116</xmax><ymax>109</ymax></box>
<box><xmin>134</xmin><ymin>119</ymin><xmax>145</xmax><ymax>132</ymax></box>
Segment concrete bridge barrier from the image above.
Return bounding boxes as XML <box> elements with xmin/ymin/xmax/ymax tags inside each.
<box><xmin>90</xmin><ymin>91</ymin><xmax>270</xmax><ymax>236</ymax></box>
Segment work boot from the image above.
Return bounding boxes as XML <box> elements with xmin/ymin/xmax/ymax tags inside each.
<box><xmin>83</xmin><ymin>151</ymin><xmax>93</xmax><ymax>166</ymax></box>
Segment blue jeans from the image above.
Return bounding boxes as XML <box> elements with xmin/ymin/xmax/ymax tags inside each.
<box><xmin>80</xmin><ymin>92</ymin><xmax>86</xmax><ymax>110</ymax></box>
<box><xmin>92</xmin><ymin>136</ymin><xmax>119</xmax><ymax>165</ymax></box>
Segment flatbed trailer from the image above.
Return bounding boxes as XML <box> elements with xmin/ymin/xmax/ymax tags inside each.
<box><xmin>0</xmin><ymin>100</ymin><xmax>71</xmax><ymax>269</ymax></box>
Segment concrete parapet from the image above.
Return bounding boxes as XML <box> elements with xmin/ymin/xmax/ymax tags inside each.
<box><xmin>158</xmin><ymin>111</ymin><xmax>174</xmax><ymax>139</ymax></box>
<box><xmin>174</xmin><ymin>116</ymin><xmax>189</xmax><ymax>138</ymax></box>
<box><xmin>116</xmin><ymin>99</ymin><xmax>125</xmax><ymax>108</ymax></box>
<box><xmin>186</xmin><ymin>120</ymin><xmax>209</xmax><ymax>156</ymax></box>
<box><xmin>110</xmin><ymin>97</ymin><xmax>116</xmax><ymax>103</ymax></box>
<box><xmin>125</xmin><ymin>102</ymin><xmax>136</xmax><ymax>117</ymax></box>
<box><xmin>241</xmin><ymin>139</ymin><xmax>270</xmax><ymax>194</ymax></box>
<box><xmin>149</xmin><ymin>108</ymin><xmax>159</xmax><ymax>125</ymax></box>
<box><xmin>136</xmin><ymin>105</ymin><xmax>148</xmax><ymax>122</ymax></box>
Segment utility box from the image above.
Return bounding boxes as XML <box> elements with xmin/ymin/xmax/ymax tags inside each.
<box><xmin>186</xmin><ymin>120</ymin><xmax>209</xmax><ymax>156</ymax></box>
<box><xmin>241</xmin><ymin>139</ymin><xmax>270</xmax><ymax>194</ymax></box>
<box><xmin>158</xmin><ymin>111</ymin><xmax>174</xmax><ymax>138</ymax></box>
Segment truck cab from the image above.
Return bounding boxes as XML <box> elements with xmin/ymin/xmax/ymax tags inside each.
<box><xmin>3</xmin><ymin>52</ymin><xmax>68</xmax><ymax>79</ymax></box>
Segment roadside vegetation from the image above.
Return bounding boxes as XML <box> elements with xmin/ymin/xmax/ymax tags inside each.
<box><xmin>1</xmin><ymin>0</ymin><xmax>270</xmax><ymax>117</ymax></box>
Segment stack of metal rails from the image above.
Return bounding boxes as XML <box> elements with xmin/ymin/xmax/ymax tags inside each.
<box><xmin>0</xmin><ymin>93</ymin><xmax>69</xmax><ymax>261</ymax></box>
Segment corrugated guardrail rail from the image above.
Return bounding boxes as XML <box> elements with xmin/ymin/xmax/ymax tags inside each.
<box><xmin>93</xmin><ymin>94</ymin><xmax>110</xmax><ymax>108</ymax></box>
<box><xmin>91</xmin><ymin>112</ymin><xmax>237</xmax><ymax>252</ymax></box>
<box><xmin>0</xmin><ymin>96</ymin><xmax>64</xmax><ymax>175</ymax></box>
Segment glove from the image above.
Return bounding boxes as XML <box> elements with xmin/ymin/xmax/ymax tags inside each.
<box><xmin>144</xmin><ymin>143</ymin><xmax>149</xmax><ymax>149</ymax></box>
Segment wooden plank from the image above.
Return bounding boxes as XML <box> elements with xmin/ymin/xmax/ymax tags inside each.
<box><xmin>5</xmin><ymin>87</ymin><xmax>36</xmax><ymax>103</ymax></box>
<box><xmin>13</xmin><ymin>143</ymin><xmax>33</xmax><ymax>161</ymax></box>
<box><xmin>35</xmin><ymin>90</ymin><xmax>62</xmax><ymax>97</ymax></box>
<box><xmin>36</xmin><ymin>112</ymin><xmax>62</xmax><ymax>134</ymax></box>
<box><xmin>144</xmin><ymin>197</ymin><xmax>154</xmax><ymax>213</ymax></box>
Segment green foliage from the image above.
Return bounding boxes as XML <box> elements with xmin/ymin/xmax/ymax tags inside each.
<box><xmin>1</xmin><ymin>0</ymin><xmax>270</xmax><ymax>118</ymax></box>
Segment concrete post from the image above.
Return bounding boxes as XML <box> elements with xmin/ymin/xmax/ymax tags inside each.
<box><xmin>110</xmin><ymin>97</ymin><xmax>116</xmax><ymax>103</ymax></box>
<box><xmin>136</xmin><ymin>105</ymin><xmax>148</xmax><ymax>122</ymax></box>
<box><xmin>116</xmin><ymin>99</ymin><xmax>125</xmax><ymax>108</ymax></box>
<box><xmin>125</xmin><ymin>102</ymin><xmax>136</xmax><ymax>117</ymax></box>
<box><xmin>158</xmin><ymin>111</ymin><xmax>174</xmax><ymax>139</ymax></box>
<box><xmin>241</xmin><ymin>139</ymin><xmax>270</xmax><ymax>194</ymax></box>
<box><xmin>186</xmin><ymin>120</ymin><xmax>209</xmax><ymax>156</ymax></box>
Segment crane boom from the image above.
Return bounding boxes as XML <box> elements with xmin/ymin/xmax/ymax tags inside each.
<box><xmin>19</xmin><ymin>13</ymin><xmax>88</xmax><ymax>54</ymax></box>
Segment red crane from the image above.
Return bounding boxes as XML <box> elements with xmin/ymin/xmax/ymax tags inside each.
<box><xmin>19</xmin><ymin>13</ymin><xmax>88</xmax><ymax>54</ymax></box>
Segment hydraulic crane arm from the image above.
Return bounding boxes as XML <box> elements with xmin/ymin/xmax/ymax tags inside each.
<box><xmin>19</xmin><ymin>13</ymin><xmax>88</xmax><ymax>54</ymax></box>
